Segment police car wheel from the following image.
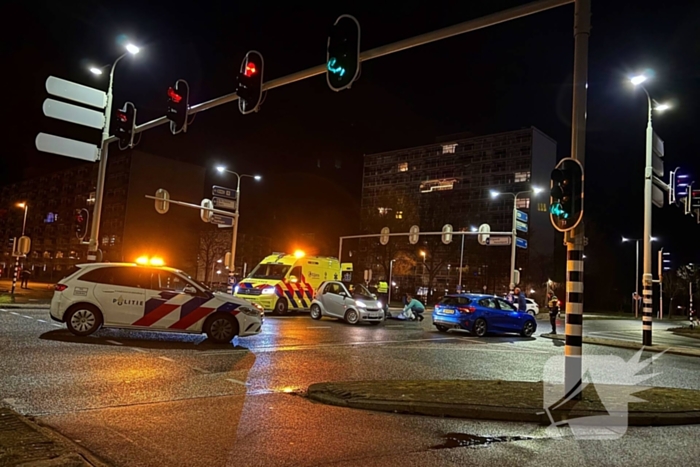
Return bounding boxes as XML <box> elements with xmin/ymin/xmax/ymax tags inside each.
<box><xmin>65</xmin><ymin>304</ymin><xmax>103</xmax><ymax>337</ymax></box>
<box><xmin>274</xmin><ymin>298</ymin><xmax>288</xmax><ymax>315</ymax></box>
<box><xmin>205</xmin><ymin>314</ymin><xmax>239</xmax><ymax>344</ymax></box>
<box><xmin>310</xmin><ymin>304</ymin><xmax>322</xmax><ymax>320</ymax></box>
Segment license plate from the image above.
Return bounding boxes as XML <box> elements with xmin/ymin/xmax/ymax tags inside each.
<box><xmin>369</xmin><ymin>314</ymin><xmax>379</xmax><ymax>318</ymax></box>
<box><xmin>441</xmin><ymin>309</ymin><xmax>455</xmax><ymax>315</ymax></box>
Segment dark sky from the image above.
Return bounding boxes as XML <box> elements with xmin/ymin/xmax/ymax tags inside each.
<box><xmin>3</xmin><ymin>0</ymin><xmax>700</xmax><ymax>299</ymax></box>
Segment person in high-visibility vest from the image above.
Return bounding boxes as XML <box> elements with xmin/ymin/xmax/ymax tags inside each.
<box><xmin>377</xmin><ymin>280</ymin><xmax>389</xmax><ymax>316</ymax></box>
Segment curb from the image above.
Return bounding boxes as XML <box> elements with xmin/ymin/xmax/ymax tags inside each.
<box><xmin>307</xmin><ymin>384</ymin><xmax>700</xmax><ymax>426</ymax></box>
<box><xmin>0</xmin><ymin>304</ymin><xmax>51</xmax><ymax>309</ymax></box>
<box><xmin>540</xmin><ymin>334</ymin><xmax>700</xmax><ymax>358</ymax></box>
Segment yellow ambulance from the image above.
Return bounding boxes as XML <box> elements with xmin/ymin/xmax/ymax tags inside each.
<box><xmin>234</xmin><ymin>251</ymin><xmax>353</xmax><ymax>314</ymax></box>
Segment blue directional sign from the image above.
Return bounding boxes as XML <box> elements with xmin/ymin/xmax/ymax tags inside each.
<box><xmin>516</xmin><ymin>220</ymin><xmax>528</xmax><ymax>233</ymax></box>
<box><xmin>209</xmin><ymin>214</ymin><xmax>234</xmax><ymax>226</ymax></box>
<box><xmin>516</xmin><ymin>237</ymin><xmax>528</xmax><ymax>249</ymax></box>
<box><xmin>515</xmin><ymin>210</ymin><xmax>528</xmax><ymax>222</ymax></box>
<box><xmin>212</xmin><ymin>185</ymin><xmax>237</xmax><ymax>200</ymax></box>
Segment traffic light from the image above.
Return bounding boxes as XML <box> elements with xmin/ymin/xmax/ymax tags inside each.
<box><xmin>115</xmin><ymin>102</ymin><xmax>136</xmax><ymax>149</ymax></box>
<box><xmin>326</xmin><ymin>14</ymin><xmax>361</xmax><ymax>92</ymax></box>
<box><xmin>167</xmin><ymin>79</ymin><xmax>190</xmax><ymax>134</ymax></box>
<box><xmin>74</xmin><ymin>208</ymin><xmax>88</xmax><ymax>241</ymax></box>
<box><xmin>236</xmin><ymin>51</ymin><xmax>264</xmax><ymax>115</ymax></box>
<box><xmin>550</xmin><ymin>157</ymin><xmax>583</xmax><ymax>232</ymax></box>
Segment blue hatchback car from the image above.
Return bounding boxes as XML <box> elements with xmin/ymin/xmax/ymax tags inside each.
<box><xmin>432</xmin><ymin>293</ymin><xmax>537</xmax><ymax>337</ymax></box>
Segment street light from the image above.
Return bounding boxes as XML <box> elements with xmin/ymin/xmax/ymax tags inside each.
<box><xmin>216</xmin><ymin>166</ymin><xmax>262</xmax><ymax>293</ymax></box>
<box><xmin>16</xmin><ymin>202</ymin><xmax>28</xmax><ymax>236</ymax></box>
<box><xmin>86</xmin><ymin>40</ymin><xmax>141</xmax><ymax>262</ymax></box>
<box><xmin>489</xmin><ymin>186</ymin><xmax>543</xmax><ymax>288</ymax></box>
<box><xmin>629</xmin><ymin>72</ymin><xmax>672</xmax><ymax>346</ymax></box>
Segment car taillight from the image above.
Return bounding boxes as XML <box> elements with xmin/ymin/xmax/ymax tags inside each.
<box><xmin>458</xmin><ymin>306</ymin><xmax>476</xmax><ymax>314</ymax></box>
<box><xmin>54</xmin><ymin>284</ymin><xmax>68</xmax><ymax>292</ymax></box>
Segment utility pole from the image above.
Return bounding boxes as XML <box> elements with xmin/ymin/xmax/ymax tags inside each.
<box><xmin>564</xmin><ymin>0</ymin><xmax>590</xmax><ymax>399</ymax></box>
<box><xmin>642</xmin><ymin>90</ymin><xmax>654</xmax><ymax>346</ymax></box>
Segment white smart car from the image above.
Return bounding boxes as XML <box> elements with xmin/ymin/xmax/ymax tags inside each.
<box><xmin>50</xmin><ymin>263</ymin><xmax>263</xmax><ymax>343</ymax></box>
<box><xmin>309</xmin><ymin>281</ymin><xmax>384</xmax><ymax>324</ymax></box>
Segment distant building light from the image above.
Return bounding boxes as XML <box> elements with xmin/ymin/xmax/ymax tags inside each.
<box><xmin>398</xmin><ymin>162</ymin><xmax>408</xmax><ymax>172</ymax></box>
<box><xmin>442</xmin><ymin>144</ymin><xmax>457</xmax><ymax>154</ymax></box>
<box><xmin>420</xmin><ymin>178</ymin><xmax>457</xmax><ymax>193</ymax></box>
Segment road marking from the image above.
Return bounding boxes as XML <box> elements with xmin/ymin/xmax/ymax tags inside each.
<box><xmin>9</xmin><ymin>312</ymin><xmax>19</xmax><ymax>316</ymax></box>
<box><xmin>51</xmin><ymin>323</ymin><xmax>62</xmax><ymax>327</ymax></box>
<box><xmin>106</xmin><ymin>340</ymin><xmax>123</xmax><ymax>346</ymax></box>
<box><xmin>130</xmin><ymin>348</ymin><xmax>147</xmax><ymax>353</ymax></box>
<box><xmin>22</xmin><ymin>315</ymin><xmax>34</xmax><ymax>319</ymax></box>
<box><xmin>158</xmin><ymin>356</ymin><xmax>174</xmax><ymax>362</ymax></box>
<box><xmin>37</xmin><ymin>319</ymin><xmax>46</xmax><ymax>323</ymax></box>
<box><xmin>226</xmin><ymin>378</ymin><xmax>248</xmax><ymax>386</ymax></box>
<box><xmin>192</xmin><ymin>367</ymin><xmax>210</xmax><ymax>374</ymax></box>
<box><xmin>306</xmin><ymin>326</ymin><xmax>331</xmax><ymax>329</ymax></box>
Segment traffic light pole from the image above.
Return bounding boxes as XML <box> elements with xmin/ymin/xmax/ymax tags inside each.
<box><xmin>563</xmin><ymin>0</ymin><xmax>590</xmax><ymax>400</ymax></box>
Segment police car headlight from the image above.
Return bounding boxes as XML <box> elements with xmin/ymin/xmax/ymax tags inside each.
<box><xmin>239</xmin><ymin>306</ymin><xmax>259</xmax><ymax>317</ymax></box>
<box><xmin>252</xmin><ymin>303</ymin><xmax>265</xmax><ymax>315</ymax></box>
<box><xmin>261</xmin><ymin>287</ymin><xmax>276</xmax><ymax>295</ymax></box>
<box><xmin>355</xmin><ymin>300</ymin><xmax>367</xmax><ymax>308</ymax></box>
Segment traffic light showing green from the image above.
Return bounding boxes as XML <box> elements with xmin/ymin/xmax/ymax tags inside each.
<box><xmin>326</xmin><ymin>15</ymin><xmax>361</xmax><ymax>92</ymax></box>
<box><xmin>550</xmin><ymin>158</ymin><xmax>583</xmax><ymax>232</ymax></box>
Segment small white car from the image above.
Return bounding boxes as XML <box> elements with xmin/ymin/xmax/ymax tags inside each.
<box><xmin>50</xmin><ymin>263</ymin><xmax>263</xmax><ymax>343</ymax></box>
<box><xmin>525</xmin><ymin>298</ymin><xmax>540</xmax><ymax>316</ymax></box>
<box><xmin>309</xmin><ymin>281</ymin><xmax>384</xmax><ymax>324</ymax></box>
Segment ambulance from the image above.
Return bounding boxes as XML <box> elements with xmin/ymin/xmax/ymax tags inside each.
<box><xmin>234</xmin><ymin>251</ymin><xmax>353</xmax><ymax>314</ymax></box>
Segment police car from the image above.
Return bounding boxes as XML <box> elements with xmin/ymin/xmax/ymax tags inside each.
<box><xmin>50</xmin><ymin>263</ymin><xmax>263</xmax><ymax>343</ymax></box>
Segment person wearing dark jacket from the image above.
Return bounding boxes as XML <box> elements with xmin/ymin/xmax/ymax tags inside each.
<box><xmin>513</xmin><ymin>287</ymin><xmax>527</xmax><ymax>313</ymax></box>
<box><xmin>547</xmin><ymin>291</ymin><xmax>560</xmax><ymax>334</ymax></box>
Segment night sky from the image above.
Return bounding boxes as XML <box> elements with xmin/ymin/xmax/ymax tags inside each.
<box><xmin>3</xmin><ymin>0</ymin><xmax>699</xmax><ymax>305</ymax></box>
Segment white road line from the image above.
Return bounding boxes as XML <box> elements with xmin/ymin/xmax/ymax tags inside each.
<box><xmin>158</xmin><ymin>356</ymin><xmax>174</xmax><ymax>362</ymax></box>
<box><xmin>9</xmin><ymin>312</ymin><xmax>19</xmax><ymax>316</ymax></box>
<box><xmin>106</xmin><ymin>340</ymin><xmax>123</xmax><ymax>346</ymax></box>
<box><xmin>130</xmin><ymin>348</ymin><xmax>147</xmax><ymax>353</ymax></box>
<box><xmin>51</xmin><ymin>323</ymin><xmax>62</xmax><ymax>327</ymax></box>
<box><xmin>226</xmin><ymin>378</ymin><xmax>248</xmax><ymax>386</ymax></box>
<box><xmin>306</xmin><ymin>326</ymin><xmax>331</xmax><ymax>329</ymax></box>
<box><xmin>37</xmin><ymin>319</ymin><xmax>46</xmax><ymax>323</ymax></box>
<box><xmin>22</xmin><ymin>315</ymin><xmax>33</xmax><ymax>319</ymax></box>
<box><xmin>192</xmin><ymin>367</ymin><xmax>210</xmax><ymax>374</ymax></box>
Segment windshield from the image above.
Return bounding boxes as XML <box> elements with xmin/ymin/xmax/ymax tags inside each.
<box><xmin>176</xmin><ymin>270</ymin><xmax>211</xmax><ymax>291</ymax></box>
<box><xmin>248</xmin><ymin>263</ymin><xmax>290</xmax><ymax>280</ymax></box>
<box><xmin>346</xmin><ymin>283</ymin><xmax>375</xmax><ymax>300</ymax></box>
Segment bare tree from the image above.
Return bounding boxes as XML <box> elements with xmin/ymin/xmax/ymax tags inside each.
<box><xmin>198</xmin><ymin>227</ymin><xmax>230</xmax><ymax>283</ymax></box>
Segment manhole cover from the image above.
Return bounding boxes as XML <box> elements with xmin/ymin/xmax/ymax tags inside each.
<box><xmin>431</xmin><ymin>432</ymin><xmax>533</xmax><ymax>449</ymax></box>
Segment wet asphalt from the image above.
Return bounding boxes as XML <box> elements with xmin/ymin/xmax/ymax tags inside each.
<box><xmin>1</xmin><ymin>308</ymin><xmax>699</xmax><ymax>466</ymax></box>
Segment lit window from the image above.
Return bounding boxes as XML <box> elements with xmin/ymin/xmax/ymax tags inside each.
<box><xmin>395</xmin><ymin>211</ymin><xmax>403</xmax><ymax>219</ymax></box>
<box><xmin>538</xmin><ymin>203</ymin><xmax>547</xmax><ymax>212</ymax></box>
<box><xmin>110</xmin><ymin>235</ymin><xmax>117</xmax><ymax>246</ymax></box>
<box><xmin>442</xmin><ymin>144</ymin><xmax>457</xmax><ymax>154</ymax></box>
<box><xmin>44</xmin><ymin>212</ymin><xmax>56</xmax><ymax>223</ymax></box>
<box><xmin>514</xmin><ymin>171</ymin><xmax>530</xmax><ymax>182</ymax></box>
<box><xmin>398</xmin><ymin>162</ymin><xmax>408</xmax><ymax>172</ymax></box>
<box><xmin>420</xmin><ymin>179</ymin><xmax>456</xmax><ymax>193</ymax></box>
<box><xmin>102</xmin><ymin>236</ymin><xmax>109</xmax><ymax>246</ymax></box>
<box><xmin>377</xmin><ymin>207</ymin><xmax>391</xmax><ymax>215</ymax></box>
<box><xmin>516</xmin><ymin>198</ymin><xmax>530</xmax><ymax>209</ymax></box>
<box><xmin>87</xmin><ymin>192</ymin><xmax>96</xmax><ymax>205</ymax></box>
<box><xmin>55</xmin><ymin>251</ymin><xmax>64</xmax><ymax>259</ymax></box>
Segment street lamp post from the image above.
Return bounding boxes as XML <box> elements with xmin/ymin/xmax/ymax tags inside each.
<box><xmin>87</xmin><ymin>44</ymin><xmax>139</xmax><ymax>262</ymax></box>
<box><xmin>216</xmin><ymin>167</ymin><xmax>261</xmax><ymax>293</ymax></box>
<box><xmin>630</xmin><ymin>74</ymin><xmax>671</xmax><ymax>346</ymax></box>
<box><xmin>490</xmin><ymin>187</ymin><xmax>542</xmax><ymax>289</ymax></box>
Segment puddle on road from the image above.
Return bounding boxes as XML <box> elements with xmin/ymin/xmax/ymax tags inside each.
<box><xmin>431</xmin><ymin>433</ymin><xmax>533</xmax><ymax>449</ymax></box>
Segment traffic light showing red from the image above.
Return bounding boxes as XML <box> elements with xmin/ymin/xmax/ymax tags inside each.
<box><xmin>115</xmin><ymin>103</ymin><xmax>136</xmax><ymax>148</ymax></box>
<box><xmin>237</xmin><ymin>51</ymin><xmax>264</xmax><ymax>115</ymax></box>
<box><xmin>166</xmin><ymin>80</ymin><xmax>190</xmax><ymax>134</ymax></box>
<box><xmin>167</xmin><ymin>87</ymin><xmax>183</xmax><ymax>103</ymax></box>
<box><xmin>244</xmin><ymin>63</ymin><xmax>257</xmax><ymax>77</ymax></box>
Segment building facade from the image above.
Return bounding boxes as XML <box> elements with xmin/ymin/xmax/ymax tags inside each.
<box><xmin>359</xmin><ymin>127</ymin><xmax>556</xmax><ymax>296</ymax></box>
<box><xmin>0</xmin><ymin>150</ymin><xmax>205</xmax><ymax>281</ymax></box>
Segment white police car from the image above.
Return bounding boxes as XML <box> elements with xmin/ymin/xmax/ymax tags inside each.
<box><xmin>50</xmin><ymin>263</ymin><xmax>263</xmax><ymax>343</ymax></box>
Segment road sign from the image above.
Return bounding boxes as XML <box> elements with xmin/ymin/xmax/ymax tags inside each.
<box><xmin>154</xmin><ymin>189</ymin><xmax>170</xmax><ymax>214</ymax></box>
<box><xmin>441</xmin><ymin>224</ymin><xmax>453</xmax><ymax>244</ymax></box>
<box><xmin>45</xmin><ymin>76</ymin><xmax>106</xmax><ymax>109</ymax></box>
<box><xmin>516</xmin><ymin>237</ymin><xmax>528</xmax><ymax>249</ymax></box>
<box><xmin>212</xmin><ymin>186</ymin><xmax>237</xmax><ymax>200</ymax></box>
<box><xmin>409</xmin><ymin>225</ymin><xmax>420</xmax><ymax>245</ymax></box>
<box><xmin>200</xmin><ymin>198</ymin><xmax>213</xmax><ymax>223</ymax></box>
<box><xmin>213</xmin><ymin>196</ymin><xmax>236</xmax><ymax>210</ymax></box>
<box><xmin>516</xmin><ymin>220</ymin><xmax>528</xmax><ymax>233</ymax></box>
<box><xmin>486</xmin><ymin>236</ymin><xmax>511</xmax><ymax>246</ymax></box>
<box><xmin>210</xmin><ymin>214</ymin><xmax>234</xmax><ymax>226</ymax></box>
<box><xmin>380</xmin><ymin>227</ymin><xmax>390</xmax><ymax>245</ymax></box>
<box><xmin>43</xmin><ymin>99</ymin><xmax>105</xmax><ymax>130</ymax></box>
<box><xmin>515</xmin><ymin>210</ymin><xmax>528</xmax><ymax>222</ymax></box>
<box><xmin>35</xmin><ymin>133</ymin><xmax>98</xmax><ymax>162</ymax></box>
<box><xmin>477</xmin><ymin>223</ymin><xmax>490</xmax><ymax>245</ymax></box>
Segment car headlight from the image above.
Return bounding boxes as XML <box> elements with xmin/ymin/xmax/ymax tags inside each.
<box><xmin>239</xmin><ymin>306</ymin><xmax>260</xmax><ymax>317</ymax></box>
<box><xmin>252</xmin><ymin>303</ymin><xmax>265</xmax><ymax>315</ymax></box>
<box><xmin>234</xmin><ymin>285</ymin><xmax>240</xmax><ymax>294</ymax></box>
<box><xmin>355</xmin><ymin>300</ymin><xmax>367</xmax><ymax>307</ymax></box>
<box><xmin>378</xmin><ymin>301</ymin><xmax>383</xmax><ymax>308</ymax></box>
<box><xmin>261</xmin><ymin>287</ymin><xmax>276</xmax><ymax>295</ymax></box>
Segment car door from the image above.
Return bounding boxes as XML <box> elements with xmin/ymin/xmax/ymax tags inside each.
<box><xmin>476</xmin><ymin>297</ymin><xmax>501</xmax><ymax>328</ymax></box>
<box><xmin>137</xmin><ymin>269</ymin><xmax>207</xmax><ymax>330</ymax></box>
<box><xmin>495</xmin><ymin>298</ymin><xmax>523</xmax><ymax>331</ymax></box>
<box><xmin>321</xmin><ymin>282</ymin><xmax>347</xmax><ymax>318</ymax></box>
<box><xmin>92</xmin><ymin>266</ymin><xmax>148</xmax><ymax>325</ymax></box>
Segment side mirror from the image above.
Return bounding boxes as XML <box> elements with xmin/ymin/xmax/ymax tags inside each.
<box><xmin>183</xmin><ymin>285</ymin><xmax>197</xmax><ymax>295</ymax></box>
<box><xmin>339</xmin><ymin>291</ymin><xmax>348</xmax><ymax>298</ymax></box>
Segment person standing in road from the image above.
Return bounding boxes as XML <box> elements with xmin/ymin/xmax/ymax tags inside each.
<box><xmin>20</xmin><ymin>268</ymin><xmax>30</xmax><ymax>289</ymax></box>
<box><xmin>376</xmin><ymin>279</ymin><xmax>389</xmax><ymax>316</ymax></box>
<box><xmin>547</xmin><ymin>291</ymin><xmax>560</xmax><ymax>334</ymax></box>
<box><xmin>513</xmin><ymin>287</ymin><xmax>527</xmax><ymax>313</ymax></box>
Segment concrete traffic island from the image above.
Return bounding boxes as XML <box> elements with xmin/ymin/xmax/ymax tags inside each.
<box><xmin>541</xmin><ymin>333</ymin><xmax>700</xmax><ymax>357</ymax></box>
<box><xmin>307</xmin><ymin>380</ymin><xmax>700</xmax><ymax>426</ymax></box>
